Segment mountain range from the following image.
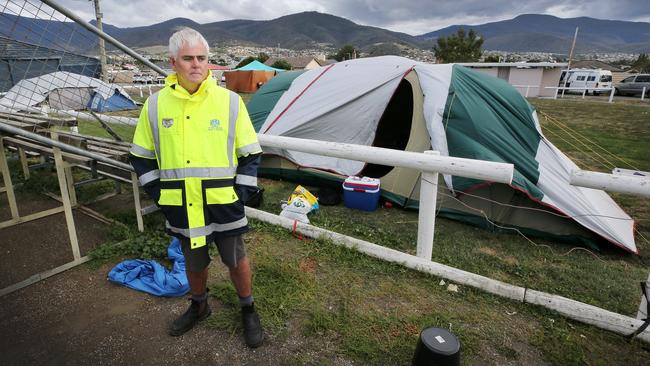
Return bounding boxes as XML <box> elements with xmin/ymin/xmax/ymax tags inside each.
<box><xmin>419</xmin><ymin>14</ymin><xmax>650</xmax><ymax>53</ymax></box>
<box><xmin>2</xmin><ymin>12</ymin><xmax>649</xmax><ymax>54</ymax></box>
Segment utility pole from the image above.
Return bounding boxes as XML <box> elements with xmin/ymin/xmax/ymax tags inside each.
<box><xmin>561</xmin><ymin>27</ymin><xmax>579</xmax><ymax>97</ymax></box>
<box><xmin>567</xmin><ymin>26</ymin><xmax>579</xmax><ymax>70</ymax></box>
<box><xmin>92</xmin><ymin>0</ymin><xmax>107</xmax><ymax>82</ymax></box>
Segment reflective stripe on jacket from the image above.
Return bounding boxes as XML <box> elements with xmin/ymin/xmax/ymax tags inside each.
<box><xmin>129</xmin><ymin>71</ymin><xmax>262</xmax><ymax>249</ymax></box>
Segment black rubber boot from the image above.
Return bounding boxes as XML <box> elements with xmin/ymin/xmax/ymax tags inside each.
<box><xmin>241</xmin><ymin>303</ymin><xmax>264</xmax><ymax>348</ymax></box>
<box><xmin>169</xmin><ymin>298</ymin><xmax>212</xmax><ymax>336</ymax></box>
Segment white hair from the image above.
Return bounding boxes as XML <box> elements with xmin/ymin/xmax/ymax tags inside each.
<box><xmin>168</xmin><ymin>28</ymin><xmax>209</xmax><ymax>59</ymax></box>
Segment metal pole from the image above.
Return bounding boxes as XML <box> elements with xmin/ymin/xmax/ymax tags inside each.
<box><xmin>51</xmin><ymin>132</ymin><xmax>81</xmax><ymax>260</ymax></box>
<box><xmin>416</xmin><ymin>151</ymin><xmax>439</xmax><ymax>260</ymax></box>
<box><xmin>561</xmin><ymin>27</ymin><xmax>579</xmax><ymax>99</ymax></box>
<box><xmin>567</xmin><ymin>27</ymin><xmax>578</xmax><ymax>71</ymax></box>
<box><xmin>0</xmin><ymin>138</ymin><xmax>20</xmax><ymax>219</ymax></box>
<box><xmin>92</xmin><ymin>0</ymin><xmax>108</xmax><ymax>82</ymax></box>
<box><xmin>41</xmin><ymin>0</ymin><xmax>167</xmax><ymax>77</ymax></box>
<box><xmin>609</xmin><ymin>87</ymin><xmax>615</xmax><ymax>103</ymax></box>
<box><xmin>131</xmin><ymin>172</ymin><xmax>144</xmax><ymax>232</ymax></box>
<box><xmin>0</xmin><ymin>122</ymin><xmax>132</xmax><ymax>171</ymax></box>
<box><xmin>642</xmin><ymin>87</ymin><xmax>647</xmax><ymax>101</ymax></box>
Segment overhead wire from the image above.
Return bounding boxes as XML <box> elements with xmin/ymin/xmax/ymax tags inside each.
<box><xmin>538</xmin><ymin>109</ymin><xmax>641</xmax><ymax>171</ymax></box>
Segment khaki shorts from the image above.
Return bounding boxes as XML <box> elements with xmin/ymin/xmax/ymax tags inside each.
<box><xmin>180</xmin><ymin>235</ymin><xmax>247</xmax><ymax>272</ymax></box>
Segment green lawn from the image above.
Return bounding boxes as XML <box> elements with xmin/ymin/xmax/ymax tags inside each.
<box><xmin>37</xmin><ymin>95</ymin><xmax>650</xmax><ymax>364</ymax></box>
<box><xmin>531</xmin><ymin>98</ymin><xmax>650</xmax><ymax>230</ymax></box>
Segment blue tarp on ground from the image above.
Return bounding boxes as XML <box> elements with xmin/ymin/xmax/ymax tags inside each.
<box><xmin>107</xmin><ymin>238</ymin><xmax>189</xmax><ymax>297</ymax></box>
<box><xmin>88</xmin><ymin>90</ymin><xmax>137</xmax><ymax>112</ymax></box>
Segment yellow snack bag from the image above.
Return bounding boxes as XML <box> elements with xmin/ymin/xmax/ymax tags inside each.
<box><xmin>288</xmin><ymin>185</ymin><xmax>319</xmax><ymax>211</ymax></box>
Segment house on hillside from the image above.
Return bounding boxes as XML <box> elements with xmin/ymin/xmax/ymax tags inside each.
<box><xmin>264</xmin><ymin>56</ymin><xmax>328</xmax><ymax>70</ymax></box>
<box><xmin>459</xmin><ymin>62</ymin><xmax>568</xmax><ymax>97</ymax></box>
<box><xmin>0</xmin><ymin>36</ymin><xmax>100</xmax><ymax>92</ymax></box>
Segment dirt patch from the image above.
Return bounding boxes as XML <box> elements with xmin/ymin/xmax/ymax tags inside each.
<box><xmin>299</xmin><ymin>256</ymin><xmax>317</xmax><ymax>273</ymax></box>
<box><xmin>0</xmin><ymin>262</ymin><xmax>353</xmax><ymax>365</ymax></box>
<box><xmin>477</xmin><ymin>246</ymin><xmax>498</xmax><ymax>256</ymax></box>
<box><xmin>0</xmin><ymin>191</ymin><xmax>353</xmax><ymax>365</ymax></box>
<box><xmin>0</xmin><ymin>193</ymin><xmax>110</xmax><ymax>288</ymax></box>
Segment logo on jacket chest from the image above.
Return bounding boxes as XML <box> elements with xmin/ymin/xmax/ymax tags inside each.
<box><xmin>162</xmin><ymin>118</ymin><xmax>174</xmax><ymax>128</ymax></box>
<box><xmin>208</xmin><ymin>119</ymin><xmax>223</xmax><ymax>131</ymax></box>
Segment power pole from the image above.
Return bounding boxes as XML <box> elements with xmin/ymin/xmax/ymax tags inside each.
<box><xmin>92</xmin><ymin>0</ymin><xmax>107</xmax><ymax>82</ymax></box>
<box><xmin>567</xmin><ymin>27</ymin><xmax>579</xmax><ymax>70</ymax></box>
<box><xmin>561</xmin><ymin>27</ymin><xmax>579</xmax><ymax>96</ymax></box>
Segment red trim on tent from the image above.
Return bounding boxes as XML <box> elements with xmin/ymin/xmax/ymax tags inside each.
<box><xmin>262</xmin><ymin>64</ymin><xmax>336</xmax><ymax>134</ymax></box>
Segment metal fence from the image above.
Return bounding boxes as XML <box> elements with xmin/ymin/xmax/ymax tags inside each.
<box><xmin>0</xmin><ymin>0</ymin><xmax>168</xmax><ymax>134</ymax></box>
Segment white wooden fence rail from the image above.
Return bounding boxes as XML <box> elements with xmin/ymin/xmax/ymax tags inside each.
<box><xmin>258</xmin><ymin>134</ymin><xmax>514</xmax><ymax>260</ymax></box>
<box><xmin>256</xmin><ymin>134</ymin><xmax>650</xmax><ymax>343</ymax></box>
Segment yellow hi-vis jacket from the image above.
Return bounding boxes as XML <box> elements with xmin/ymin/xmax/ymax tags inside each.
<box><xmin>129</xmin><ymin>71</ymin><xmax>262</xmax><ymax>249</ymax></box>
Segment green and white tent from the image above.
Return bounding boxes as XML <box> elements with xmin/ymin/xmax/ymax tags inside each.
<box><xmin>248</xmin><ymin>56</ymin><xmax>636</xmax><ymax>253</ymax></box>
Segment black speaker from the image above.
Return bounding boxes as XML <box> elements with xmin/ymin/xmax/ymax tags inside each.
<box><xmin>412</xmin><ymin>327</ymin><xmax>460</xmax><ymax>366</ymax></box>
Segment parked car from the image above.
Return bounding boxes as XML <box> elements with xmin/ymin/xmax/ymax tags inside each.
<box><xmin>614</xmin><ymin>74</ymin><xmax>650</xmax><ymax>97</ymax></box>
<box><xmin>558</xmin><ymin>69</ymin><xmax>612</xmax><ymax>95</ymax></box>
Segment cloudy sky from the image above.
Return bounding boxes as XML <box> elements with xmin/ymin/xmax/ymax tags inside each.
<box><xmin>13</xmin><ymin>0</ymin><xmax>650</xmax><ymax>35</ymax></box>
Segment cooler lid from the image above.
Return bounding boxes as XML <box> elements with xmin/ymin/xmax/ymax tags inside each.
<box><xmin>343</xmin><ymin>176</ymin><xmax>380</xmax><ymax>189</ymax></box>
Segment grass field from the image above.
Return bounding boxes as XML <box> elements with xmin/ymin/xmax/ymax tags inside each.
<box><xmin>36</xmin><ymin>96</ymin><xmax>650</xmax><ymax>364</ymax></box>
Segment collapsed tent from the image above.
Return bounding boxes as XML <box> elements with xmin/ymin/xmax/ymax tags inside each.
<box><xmin>224</xmin><ymin>60</ymin><xmax>283</xmax><ymax>93</ymax></box>
<box><xmin>247</xmin><ymin>56</ymin><xmax>637</xmax><ymax>253</ymax></box>
<box><xmin>0</xmin><ymin>71</ymin><xmax>137</xmax><ymax>112</ymax></box>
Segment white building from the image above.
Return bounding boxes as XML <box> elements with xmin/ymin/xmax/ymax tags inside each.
<box><xmin>460</xmin><ymin>62</ymin><xmax>568</xmax><ymax>97</ymax></box>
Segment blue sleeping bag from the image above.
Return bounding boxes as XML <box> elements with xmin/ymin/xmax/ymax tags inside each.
<box><xmin>108</xmin><ymin>238</ymin><xmax>189</xmax><ymax>297</ymax></box>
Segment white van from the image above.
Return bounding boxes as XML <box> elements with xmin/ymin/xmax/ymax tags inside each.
<box><xmin>558</xmin><ymin>69</ymin><xmax>613</xmax><ymax>95</ymax></box>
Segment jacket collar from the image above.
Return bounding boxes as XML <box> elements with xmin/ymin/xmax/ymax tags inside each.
<box><xmin>165</xmin><ymin>70</ymin><xmax>214</xmax><ymax>100</ymax></box>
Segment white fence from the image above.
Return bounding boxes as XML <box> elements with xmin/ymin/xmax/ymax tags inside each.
<box><xmin>255</xmin><ymin>134</ymin><xmax>650</xmax><ymax>343</ymax></box>
<box><xmin>121</xmin><ymin>83</ymin><xmax>164</xmax><ymax>98</ymax></box>
<box><xmin>511</xmin><ymin>85</ymin><xmax>540</xmax><ymax>98</ymax></box>
<box><xmin>258</xmin><ymin>134</ymin><xmax>514</xmax><ymax>260</ymax></box>
<box><xmin>545</xmin><ymin>86</ymin><xmax>648</xmax><ymax>103</ymax></box>
<box><xmin>571</xmin><ymin>169</ymin><xmax>650</xmax><ymax>197</ymax></box>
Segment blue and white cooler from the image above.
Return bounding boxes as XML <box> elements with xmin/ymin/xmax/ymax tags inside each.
<box><xmin>342</xmin><ymin>176</ymin><xmax>381</xmax><ymax>211</ymax></box>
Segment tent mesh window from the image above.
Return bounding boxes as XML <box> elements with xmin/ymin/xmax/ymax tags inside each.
<box><xmin>360</xmin><ymin>79</ymin><xmax>414</xmax><ymax>178</ymax></box>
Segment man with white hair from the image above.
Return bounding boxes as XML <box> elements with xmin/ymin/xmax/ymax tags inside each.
<box><xmin>129</xmin><ymin>28</ymin><xmax>264</xmax><ymax>348</ymax></box>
